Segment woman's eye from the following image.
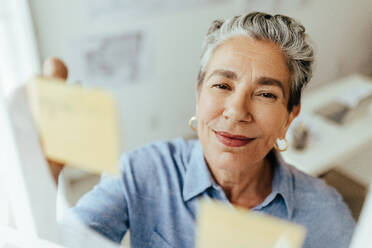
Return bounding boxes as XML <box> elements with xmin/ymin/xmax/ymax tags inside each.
<box><xmin>212</xmin><ymin>83</ymin><xmax>231</xmax><ymax>90</ymax></box>
<box><xmin>259</xmin><ymin>92</ymin><xmax>277</xmax><ymax>99</ymax></box>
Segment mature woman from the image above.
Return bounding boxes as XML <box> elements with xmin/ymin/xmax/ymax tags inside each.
<box><xmin>59</xmin><ymin>12</ymin><xmax>354</xmax><ymax>248</ymax></box>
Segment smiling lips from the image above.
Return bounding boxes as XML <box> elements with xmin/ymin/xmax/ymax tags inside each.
<box><xmin>214</xmin><ymin>131</ymin><xmax>255</xmax><ymax>147</ymax></box>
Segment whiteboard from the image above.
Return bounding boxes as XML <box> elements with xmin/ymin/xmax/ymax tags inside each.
<box><xmin>0</xmin><ymin>85</ymin><xmax>60</xmax><ymax>242</ymax></box>
<box><xmin>0</xmin><ymin>84</ymin><xmax>122</xmax><ymax>247</ymax></box>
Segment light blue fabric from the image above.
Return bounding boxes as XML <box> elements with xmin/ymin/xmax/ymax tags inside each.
<box><xmin>70</xmin><ymin>138</ymin><xmax>355</xmax><ymax>248</ymax></box>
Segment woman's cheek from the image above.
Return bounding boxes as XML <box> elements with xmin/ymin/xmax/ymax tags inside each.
<box><xmin>254</xmin><ymin>107</ymin><xmax>287</xmax><ymax>140</ymax></box>
<box><xmin>199</xmin><ymin>92</ymin><xmax>223</xmax><ymax>120</ymax></box>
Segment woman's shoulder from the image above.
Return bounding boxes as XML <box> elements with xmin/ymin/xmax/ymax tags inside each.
<box><xmin>118</xmin><ymin>138</ymin><xmax>198</xmax><ymax>190</ymax></box>
<box><xmin>273</xmin><ymin>152</ymin><xmax>342</xmax><ymax>203</ymax></box>
<box><xmin>283</xmin><ymin>164</ymin><xmax>356</xmax><ymax>247</ymax></box>
<box><xmin>120</xmin><ymin>137</ymin><xmax>197</xmax><ymax>168</ymax></box>
<box><xmin>284</xmin><ymin>163</ymin><xmax>342</xmax><ymax>203</ymax></box>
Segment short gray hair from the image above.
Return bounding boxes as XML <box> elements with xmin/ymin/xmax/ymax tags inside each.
<box><xmin>198</xmin><ymin>12</ymin><xmax>314</xmax><ymax>112</ymax></box>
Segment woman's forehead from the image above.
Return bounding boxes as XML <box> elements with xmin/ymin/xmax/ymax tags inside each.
<box><xmin>206</xmin><ymin>36</ymin><xmax>290</xmax><ymax>85</ymax></box>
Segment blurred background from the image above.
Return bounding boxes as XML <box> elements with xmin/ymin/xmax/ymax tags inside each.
<box><xmin>0</xmin><ymin>0</ymin><xmax>372</xmax><ymax>246</ymax></box>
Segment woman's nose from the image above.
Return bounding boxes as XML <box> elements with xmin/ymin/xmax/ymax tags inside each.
<box><xmin>223</xmin><ymin>93</ymin><xmax>253</xmax><ymax>123</ymax></box>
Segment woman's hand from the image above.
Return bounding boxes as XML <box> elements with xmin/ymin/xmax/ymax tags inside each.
<box><xmin>41</xmin><ymin>57</ymin><xmax>68</xmax><ymax>184</ymax></box>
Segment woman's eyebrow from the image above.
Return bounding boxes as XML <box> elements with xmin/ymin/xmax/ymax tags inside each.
<box><xmin>207</xmin><ymin>69</ymin><xmax>238</xmax><ymax>80</ymax></box>
<box><xmin>256</xmin><ymin>77</ymin><xmax>286</xmax><ymax>97</ymax></box>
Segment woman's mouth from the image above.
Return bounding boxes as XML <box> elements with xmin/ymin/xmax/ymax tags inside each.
<box><xmin>214</xmin><ymin>131</ymin><xmax>255</xmax><ymax>147</ymax></box>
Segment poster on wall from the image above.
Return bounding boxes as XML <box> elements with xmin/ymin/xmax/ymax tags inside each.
<box><xmin>84</xmin><ymin>0</ymin><xmax>228</xmax><ymax>19</ymax></box>
<box><xmin>67</xmin><ymin>30</ymin><xmax>151</xmax><ymax>88</ymax></box>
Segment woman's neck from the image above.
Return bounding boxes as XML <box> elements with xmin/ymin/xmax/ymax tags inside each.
<box><xmin>209</xmin><ymin>156</ymin><xmax>273</xmax><ymax>209</ymax></box>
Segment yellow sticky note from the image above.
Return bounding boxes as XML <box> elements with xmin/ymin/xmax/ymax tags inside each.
<box><xmin>27</xmin><ymin>77</ymin><xmax>120</xmax><ymax>175</ymax></box>
<box><xmin>196</xmin><ymin>200</ymin><xmax>306</xmax><ymax>248</ymax></box>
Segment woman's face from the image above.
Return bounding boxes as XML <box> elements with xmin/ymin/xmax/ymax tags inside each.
<box><xmin>196</xmin><ymin>36</ymin><xmax>300</xmax><ymax>172</ymax></box>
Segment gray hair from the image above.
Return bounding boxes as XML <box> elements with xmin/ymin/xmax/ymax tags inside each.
<box><xmin>197</xmin><ymin>12</ymin><xmax>314</xmax><ymax>112</ymax></box>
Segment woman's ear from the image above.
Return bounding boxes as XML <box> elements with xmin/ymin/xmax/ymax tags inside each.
<box><xmin>289</xmin><ymin>104</ymin><xmax>301</xmax><ymax>121</ymax></box>
<box><xmin>280</xmin><ymin>104</ymin><xmax>301</xmax><ymax>139</ymax></box>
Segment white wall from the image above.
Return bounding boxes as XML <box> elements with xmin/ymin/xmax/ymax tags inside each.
<box><xmin>28</xmin><ymin>0</ymin><xmax>372</xmax><ymax>151</ymax></box>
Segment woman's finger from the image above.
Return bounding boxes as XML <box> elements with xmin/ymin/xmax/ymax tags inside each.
<box><xmin>42</xmin><ymin>57</ymin><xmax>68</xmax><ymax>80</ymax></box>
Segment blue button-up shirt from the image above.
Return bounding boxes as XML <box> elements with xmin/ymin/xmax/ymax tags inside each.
<box><xmin>70</xmin><ymin>138</ymin><xmax>355</xmax><ymax>248</ymax></box>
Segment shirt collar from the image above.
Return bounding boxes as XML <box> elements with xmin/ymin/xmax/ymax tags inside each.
<box><xmin>182</xmin><ymin>141</ymin><xmax>295</xmax><ymax>218</ymax></box>
<box><xmin>182</xmin><ymin>140</ymin><xmax>215</xmax><ymax>202</ymax></box>
<box><xmin>257</xmin><ymin>150</ymin><xmax>295</xmax><ymax>219</ymax></box>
